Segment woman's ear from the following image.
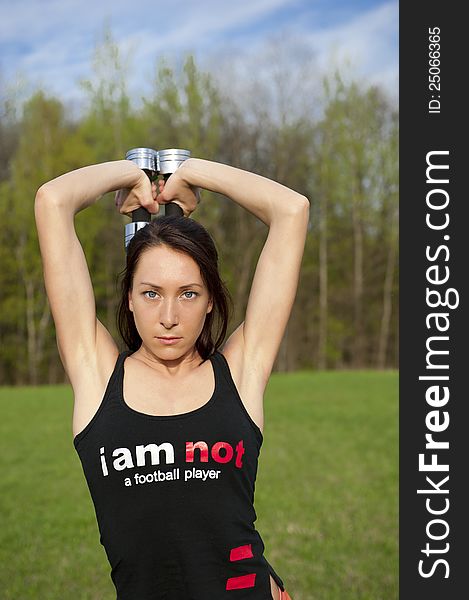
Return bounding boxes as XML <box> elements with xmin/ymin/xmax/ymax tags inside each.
<box><xmin>128</xmin><ymin>290</ymin><xmax>133</xmax><ymax>312</ymax></box>
<box><xmin>207</xmin><ymin>298</ymin><xmax>213</xmax><ymax>314</ymax></box>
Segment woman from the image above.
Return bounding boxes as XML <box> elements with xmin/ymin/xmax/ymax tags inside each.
<box><xmin>34</xmin><ymin>157</ymin><xmax>309</xmax><ymax>599</ymax></box>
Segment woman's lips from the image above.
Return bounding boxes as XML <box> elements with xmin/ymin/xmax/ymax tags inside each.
<box><xmin>156</xmin><ymin>337</ymin><xmax>182</xmax><ymax>345</ymax></box>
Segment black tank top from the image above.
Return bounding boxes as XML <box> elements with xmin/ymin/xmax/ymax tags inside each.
<box><xmin>73</xmin><ymin>350</ymin><xmax>285</xmax><ymax>599</ymax></box>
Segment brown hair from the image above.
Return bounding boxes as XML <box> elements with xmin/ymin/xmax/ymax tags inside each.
<box><xmin>116</xmin><ymin>215</ymin><xmax>233</xmax><ymax>359</ymax></box>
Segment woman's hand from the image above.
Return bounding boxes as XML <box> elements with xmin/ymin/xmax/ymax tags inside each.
<box><xmin>114</xmin><ymin>171</ymin><xmax>162</xmax><ymax>216</ymax></box>
<box><xmin>157</xmin><ymin>167</ymin><xmax>201</xmax><ymax>217</ymax></box>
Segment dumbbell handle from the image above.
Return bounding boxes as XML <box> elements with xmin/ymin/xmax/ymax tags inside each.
<box><xmin>162</xmin><ymin>173</ymin><xmax>183</xmax><ymax>217</ymax></box>
<box><xmin>165</xmin><ymin>203</ymin><xmax>184</xmax><ymax>216</ymax></box>
<box><xmin>132</xmin><ymin>206</ymin><xmax>152</xmax><ymax>222</ymax></box>
<box><xmin>132</xmin><ymin>168</ymin><xmax>153</xmax><ymax>223</ymax></box>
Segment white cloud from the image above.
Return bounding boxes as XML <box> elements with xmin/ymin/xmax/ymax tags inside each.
<box><xmin>0</xmin><ymin>0</ymin><xmax>398</xmax><ymax>113</ymax></box>
<box><xmin>307</xmin><ymin>2</ymin><xmax>398</xmax><ymax>81</ymax></box>
<box><xmin>205</xmin><ymin>1</ymin><xmax>398</xmax><ymax>111</ymax></box>
<box><xmin>1</xmin><ymin>0</ymin><xmax>302</xmax><ymax>101</ymax></box>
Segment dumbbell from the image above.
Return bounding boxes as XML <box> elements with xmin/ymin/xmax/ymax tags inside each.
<box><xmin>124</xmin><ymin>147</ymin><xmax>190</xmax><ymax>250</ymax></box>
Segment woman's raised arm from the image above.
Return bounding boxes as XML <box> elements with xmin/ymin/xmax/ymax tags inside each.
<box><xmin>34</xmin><ymin>160</ymin><xmax>157</xmax><ymax>385</ymax></box>
<box><xmin>159</xmin><ymin>158</ymin><xmax>310</xmax><ymax>388</ymax></box>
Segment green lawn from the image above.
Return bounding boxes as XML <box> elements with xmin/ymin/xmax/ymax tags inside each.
<box><xmin>0</xmin><ymin>370</ymin><xmax>398</xmax><ymax>600</ymax></box>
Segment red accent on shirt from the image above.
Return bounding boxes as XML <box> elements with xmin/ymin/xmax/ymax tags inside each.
<box><xmin>230</xmin><ymin>544</ymin><xmax>254</xmax><ymax>561</ymax></box>
<box><xmin>226</xmin><ymin>573</ymin><xmax>256</xmax><ymax>590</ymax></box>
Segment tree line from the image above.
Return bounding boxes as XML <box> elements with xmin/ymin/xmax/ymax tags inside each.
<box><xmin>0</xmin><ymin>33</ymin><xmax>398</xmax><ymax>385</ymax></box>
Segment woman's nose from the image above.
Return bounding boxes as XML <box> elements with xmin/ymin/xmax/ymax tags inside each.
<box><xmin>159</xmin><ymin>298</ymin><xmax>179</xmax><ymax>327</ymax></box>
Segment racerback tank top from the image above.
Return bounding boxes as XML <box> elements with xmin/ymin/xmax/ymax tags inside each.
<box><xmin>73</xmin><ymin>349</ymin><xmax>285</xmax><ymax>600</ymax></box>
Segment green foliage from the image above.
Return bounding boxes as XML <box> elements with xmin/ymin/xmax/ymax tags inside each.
<box><xmin>303</xmin><ymin>72</ymin><xmax>398</xmax><ymax>368</ymax></box>
<box><xmin>0</xmin><ymin>32</ymin><xmax>398</xmax><ymax>384</ymax></box>
<box><xmin>0</xmin><ymin>91</ymin><xmax>77</xmax><ymax>383</ymax></box>
<box><xmin>79</xmin><ymin>25</ymin><xmax>142</xmax><ymax>161</ymax></box>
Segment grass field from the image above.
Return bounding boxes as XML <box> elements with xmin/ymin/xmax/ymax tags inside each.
<box><xmin>0</xmin><ymin>370</ymin><xmax>398</xmax><ymax>600</ymax></box>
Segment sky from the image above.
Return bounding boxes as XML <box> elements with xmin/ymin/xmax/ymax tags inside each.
<box><xmin>0</xmin><ymin>0</ymin><xmax>398</xmax><ymax>117</ymax></box>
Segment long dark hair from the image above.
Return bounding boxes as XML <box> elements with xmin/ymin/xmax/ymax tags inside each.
<box><xmin>116</xmin><ymin>215</ymin><xmax>233</xmax><ymax>360</ymax></box>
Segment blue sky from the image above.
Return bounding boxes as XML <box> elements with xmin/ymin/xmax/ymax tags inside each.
<box><xmin>0</xmin><ymin>0</ymin><xmax>398</xmax><ymax>115</ymax></box>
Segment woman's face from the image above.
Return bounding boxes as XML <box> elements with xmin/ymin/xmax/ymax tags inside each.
<box><xmin>128</xmin><ymin>245</ymin><xmax>213</xmax><ymax>359</ymax></box>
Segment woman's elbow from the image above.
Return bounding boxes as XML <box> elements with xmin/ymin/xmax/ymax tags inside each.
<box><xmin>289</xmin><ymin>194</ymin><xmax>310</xmax><ymax>217</ymax></box>
<box><xmin>35</xmin><ymin>183</ymin><xmax>51</xmax><ymax>204</ymax></box>
<box><xmin>35</xmin><ymin>183</ymin><xmax>62</xmax><ymax>209</ymax></box>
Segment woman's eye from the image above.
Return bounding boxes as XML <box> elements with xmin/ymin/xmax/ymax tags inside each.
<box><xmin>143</xmin><ymin>291</ymin><xmax>197</xmax><ymax>300</ymax></box>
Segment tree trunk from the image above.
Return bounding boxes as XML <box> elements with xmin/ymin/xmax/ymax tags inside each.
<box><xmin>318</xmin><ymin>189</ymin><xmax>328</xmax><ymax>369</ymax></box>
<box><xmin>15</xmin><ymin>234</ymin><xmax>38</xmax><ymax>384</ymax></box>
<box><xmin>36</xmin><ymin>298</ymin><xmax>52</xmax><ymax>382</ymax></box>
<box><xmin>24</xmin><ymin>279</ymin><xmax>38</xmax><ymax>384</ymax></box>
<box><xmin>352</xmin><ymin>190</ymin><xmax>364</xmax><ymax>367</ymax></box>
<box><xmin>377</xmin><ymin>228</ymin><xmax>397</xmax><ymax>368</ymax></box>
